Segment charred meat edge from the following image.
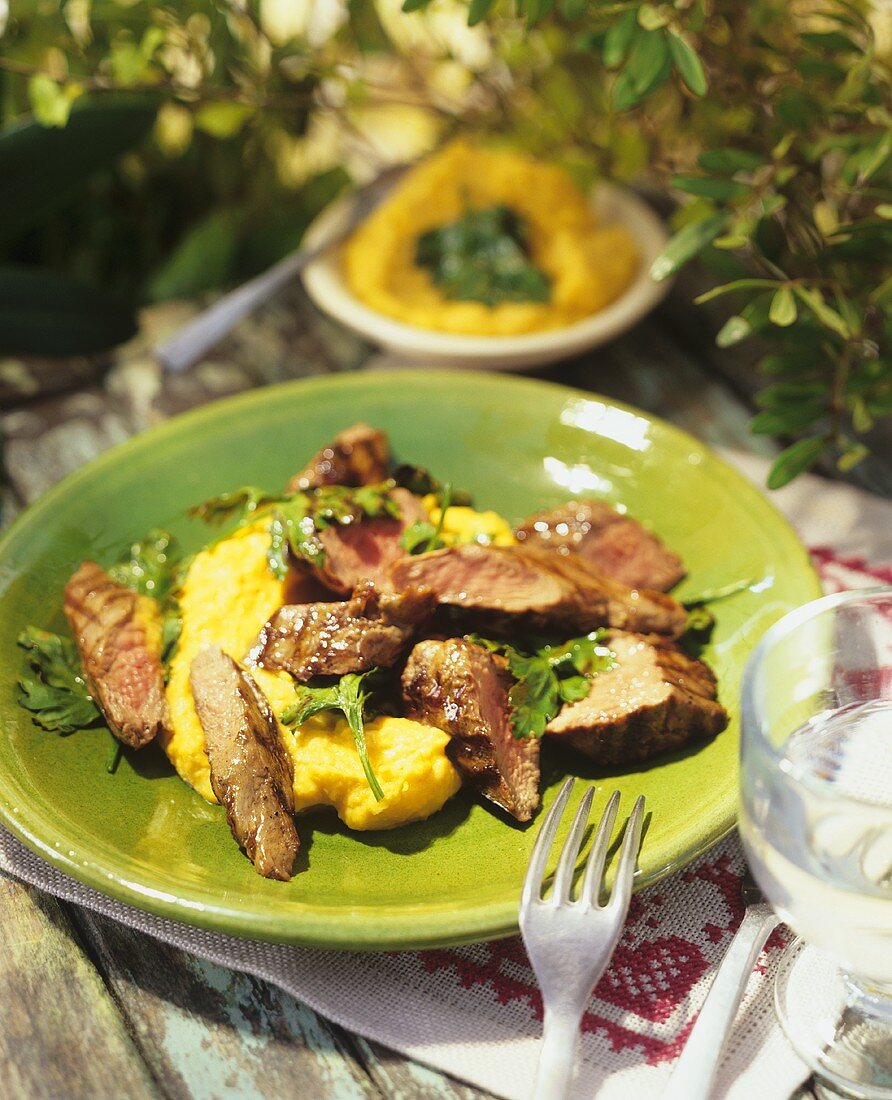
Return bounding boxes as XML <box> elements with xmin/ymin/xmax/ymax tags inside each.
<box><xmin>63</xmin><ymin>560</ymin><xmax>169</xmax><ymax>749</ymax></box>
<box><xmin>250</xmin><ymin>581</ymin><xmax>435</xmax><ymax>680</ymax></box>
<box><xmin>286</xmin><ymin>422</ymin><xmax>390</xmax><ymax>494</ymax></box>
<box><xmin>190</xmin><ymin>646</ymin><xmax>299</xmax><ymax>881</ymax></box>
<box><xmin>515</xmin><ymin>499</ymin><xmax>685</xmax><ymax>593</ymax></box>
<box><xmin>402</xmin><ymin>638</ymin><xmax>540</xmax><ymax>823</ymax></box>
<box><xmin>545</xmin><ymin>630</ymin><xmax>728</xmax><ymax>766</ymax></box>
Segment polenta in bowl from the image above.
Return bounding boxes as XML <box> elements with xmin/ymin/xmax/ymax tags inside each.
<box><xmin>301</xmin><ymin>141</ymin><xmax>670</xmax><ymax>368</ymax></box>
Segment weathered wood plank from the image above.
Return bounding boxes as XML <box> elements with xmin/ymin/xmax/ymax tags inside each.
<box><xmin>72</xmin><ymin>909</ymin><xmax>383</xmax><ymax>1100</ymax></box>
<box><xmin>355</xmin><ymin>1036</ymin><xmax>499</xmax><ymax>1100</ymax></box>
<box><xmin>0</xmin><ymin>876</ymin><xmax>160</xmax><ymax>1100</ymax></box>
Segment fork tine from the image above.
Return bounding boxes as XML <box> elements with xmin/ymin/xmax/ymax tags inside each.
<box><xmin>580</xmin><ymin>789</ymin><xmax>620</xmax><ymax>904</ymax></box>
<box><xmin>551</xmin><ymin>786</ymin><xmax>595</xmax><ymax>904</ymax></box>
<box><xmin>605</xmin><ymin>795</ymin><xmax>646</xmax><ymax>912</ymax></box>
<box><xmin>521</xmin><ymin>777</ymin><xmax>575</xmax><ymax>908</ymax></box>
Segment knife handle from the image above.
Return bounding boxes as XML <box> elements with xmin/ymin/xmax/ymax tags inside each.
<box><xmin>663</xmin><ymin>902</ymin><xmax>779</xmax><ymax>1100</ymax></box>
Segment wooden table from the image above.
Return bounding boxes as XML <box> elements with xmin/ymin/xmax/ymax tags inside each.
<box><xmin>1</xmin><ymin>280</ymin><xmax>888</xmax><ymax>1099</ymax></box>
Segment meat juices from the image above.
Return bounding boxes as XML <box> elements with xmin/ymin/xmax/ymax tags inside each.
<box><xmin>190</xmin><ymin>646</ymin><xmax>299</xmax><ymax>881</ymax></box>
<box><xmin>390</xmin><ymin>543</ymin><xmax>688</xmax><ymax>637</ymax></box>
<box><xmin>250</xmin><ymin>581</ymin><xmax>435</xmax><ymax>681</ymax></box>
<box><xmin>515</xmin><ymin>499</ymin><xmax>685</xmax><ymax>592</ymax></box>
<box><xmin>286</xmin><ymin>422</ymin><xmax>390</xmax><ymax>494</ymax></box>
<box><xmin>545</xmin><ymin>630</ymin><xmax>728</xmax><ymax>765</ymax></box>
<box><xmin>402</xmin><ymin>639</ymin><xmax>540</xmax><ymax>822</ymax></box>
<box><xmin>63</xmin><ymin>561</ymin><xmax>169</xmax><ymax>749</ymax></box>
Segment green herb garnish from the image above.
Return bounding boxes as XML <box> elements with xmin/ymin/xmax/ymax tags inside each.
<box><xmin>681</xmin><ymin>577</ymin><xmax>755</xmax><ymax>607</ymax></box>
<box><xmin>470</xmin><ymin>631</ymin><xmax>616</xmax><ymax>739</ymax></box>
<box><xmin>17</xmin><ymin>626</ymin><xmax>101</xmax><ymax>733</ymax></box>
<box><xmin>400</xmin><ymin>482</ymin><xmax>452</xmax><ymax>555</ymax></box>
<box><xmin>415</xmin><ymin>204</ymin><xmax>551</xmax><ymax>307</ymax></box>
<box><xmin>281</xmin><ymin>670</ymin><xmax>384</xmax><ymax>801</ymax></box>
<box><xmin>188</xmin><ymin>486</ymin><xmax>278</xmax><ymax>527</ymax></box>
<box><xmin>392</xmin><ymin>464</ymin><xmax>473</xmax><ymax>507</ymax></box>
<box><xmin>109</xmin><ymin>528</ymin><xmax>180</xmax><ymax>601</ymax></box>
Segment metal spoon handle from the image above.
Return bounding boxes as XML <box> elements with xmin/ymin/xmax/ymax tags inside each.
<box><xmin>663</xmin><ymin>902</ymin><xmax>780</xmax><ymax>1100</ymax></box>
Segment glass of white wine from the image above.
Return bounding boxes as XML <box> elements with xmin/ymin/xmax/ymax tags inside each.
<box><xmin>740</xmin><ymin>588</ymin><xmax>892</xmax><ymax>1099</ymax></box>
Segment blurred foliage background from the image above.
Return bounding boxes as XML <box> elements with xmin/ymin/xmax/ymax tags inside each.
<box><xmin>1</xmin><ymin>0</ymin><xmax>890</xmax><ymax>484</ymax></box>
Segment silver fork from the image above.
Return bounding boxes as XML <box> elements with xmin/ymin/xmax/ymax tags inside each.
<box><xmin>520</xmin><ymin>778</ymin><xmax>646</xmax><ymax>1100</ymax></box>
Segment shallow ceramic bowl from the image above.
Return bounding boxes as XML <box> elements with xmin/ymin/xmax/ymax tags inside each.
<box><xmin>0</xmin><ymin>371</ymin><xmax>820</xmax><ymax>949</ymax></box>
<box><xmin>301</xmin><ymin>185</ymin><xmax>671</xmax><ymax>371</ymax></box>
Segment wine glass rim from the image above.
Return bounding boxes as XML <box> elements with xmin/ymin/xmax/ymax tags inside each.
<box><xmin>741</xmin><ymin>585</ymin><xmax>892</xmax><ymax>807</ymax></box>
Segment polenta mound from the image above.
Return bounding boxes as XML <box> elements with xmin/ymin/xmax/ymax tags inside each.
<box><xmin>344</xmin><ymin>140</ymin><xmax>639</xmax><ymax>336</ymax></box>
<box><xmin>162</xmin><ymin>517</ymin><xmax>461</xmax><ymax>829</ymax></box>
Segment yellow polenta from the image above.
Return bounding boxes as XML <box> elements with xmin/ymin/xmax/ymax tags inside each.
<box><xmin>162</xmin><ymin>518</ymin><xmax>461</xmax><ymax>829</ymax></box>
<box><xmin>344</xmin><ymin>140</ymin><xmax>639</xmax><ymax>336</ymax></box>
<box><xmin>422</xmin><ymin>495</ymin><xmax>516</xmax><ymax>548</ymax></box>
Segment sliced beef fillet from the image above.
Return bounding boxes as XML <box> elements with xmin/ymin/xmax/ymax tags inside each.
<box><xmin>545</xmin><ymin>630</ymin><xmax>728</xmax><ymax>765</ymax></box>
<box><xmin>250</xmin><ymin>581</ymin><xmax>435</xmax><ymax>680</ymax></box>
<box><xmin>515</xmin><ymin>499</ymin><xmax>685</xmax><ymax>592</ymax></box>
<box><xmin>401</xmin><ymin>639</ymin><xmax>540</xmax><ymax>822</ymax></box>
<box><xmin>390</xmin><ymin>544</ymin><xmax>687</xmax><ymax>637</ymax></box>
<box><xmin>63</xmin><ymin>561</ymin><xmax>169</xmax><ymax>749</ymax></box>
<box><xmin>286</xmin><ymin>422</ymin><xmax>389</xmax><ymax>494</ymax></box>
<box><xmin>314</xmin><ymin>487</ymin><xmax>429</xmax><ymax>595</ymax></box>
<box><xmin>190</xmin><ymin>646</ymin><xmax>299</xmax><ymax>881</ymax></box>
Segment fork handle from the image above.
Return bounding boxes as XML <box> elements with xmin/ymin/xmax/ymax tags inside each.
<box><xmin>531</xmin><ymin>1008</ymin><xmax>581</xmax><ymax>1100</ymax></box>
<box><xmin>663</xmin><ymin>903</ymin><xmax>779</xmax><ymax>1100</ymax></box>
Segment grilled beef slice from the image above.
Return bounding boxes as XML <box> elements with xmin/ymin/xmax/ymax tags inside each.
<box><xmin>250</xmin><ymin>581</ymin><xmax>435</xmax><ymax>680</ymax></box>
<box><xmin>390</xmin><ymin>544</ymin><xmax>687</xmax><ymax>637</ymax></box>
<box><xmin>545</xmin><ymin>631</ymin><xmax>728</xmax><ymax>765</ymax></box>
<box><xmin>515</xmin><ymin>500</ymin><xmax>685</xmax><ymax>592</ymax></box>
<box><xmin>190</xmin><ymin>646</ymin><xmax>299</xmax><ymax>881</ymax></box>
<box><xmin>286</xmin><ymin>422</ymin><xmax>389</xmax><ymax>494</ymax></box>
<box><xmin>402</xmin><ymin>639</ymin><xmax>540</xmax><ymax>822</ymax></box>
<box><xmin>315</xmin><ymin>487</ymin><xmax>429</xmax><ymax>595</ymax></box>
<box><xmin>63</xmin><ymin>561</ymin><xmax>169</xmax><ymax>749</ymax></box>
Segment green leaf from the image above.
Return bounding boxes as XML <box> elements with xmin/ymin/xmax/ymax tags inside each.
<box><xmin>667</xmin><ymin>30</ymin><xmax>707</xmax><ymax>95</ymax></box>
<box><xmin>749</xmin><ymin>404</ymin><xmax>825</xmax><ymax>436</ymax></box>
<box><xmin>282</xmin><ymin>671</ymin><xmax>384</xmax><ymax>800</ymax></box>
<box><xmin>671</xmin><ymin>175</ymin><xmax>749</xmax><ymax>201</ymax></box>
<box><xmin>193</xmin><ymin>102</ymin><xmax>253</xmax><ymax>139</ymax></box>
<box><xmin>715</xmin><ymin>314</ymin><xmax>751</xmax><ymax>347</ymax></box>
<box><xmin>767</xmin><ymin>437</ymin><xmax>827</xmax><ymax>489</ymax></box>
<box><xmin>638</xmin><ymin>4</ymin><xmax>670</xmax><ymax>30</ymax></box>
<box><xmin>108</xmin><ymin>529</ymin><xmax>180</xmax><ymax>601</ymax></box>
<box><xmin>650</xmin><ymin>213</ymin><xmax>729</xmax><ymax>281</ymax></box>
<box><xmin>603</xmin><ymin>8</ymin><xmax>638</xmax><ymax>69</ymax></box>
<box><xmin>0</xmin><ymin>98</ymin><xmax>158</xmax><ymax>246</ymax></box>
<box><xmin>697</xmin><ymin>149</ymin><xmax>766</xmax><ymax>174</ymax></box>
<box><xmin>189</xmin><ymin>486</ymin><xmax>279</xmax><ymax>527</ymax></box>
<box><xmin>401</xmin><ymin>0</ymin><xmax>433</xmax><ymax>10</ymax></box>
<box><xmin>17</xmin><ymin>626</ymin><xmax>101</xmax><ymax>734</ymax></box>
<box><xmin>28</xmin><ymin>75</ymin><xmax>81</xmax><ymax>128</ymax></box>
<box><xmin>626</xmin><ymin>29</ymin><xmax>670</xmax><ymax>95</ymax></box>
<box><xmin>682</xmin><ymin>578</ymin><xmax>754</xmax><ymax>606</ymax></box>
<box><xmin>145</xmin><ymin>209</ymin><xmax>240</xmax><ymax>302</ymax></box>
<box><xmin>792</xmin><ymin>287</ymin><xmax>852</xmax><ymax>339</ymax></box>
<box><xmin>694</xmin><ymin>278</ymin><xmax>779</xmax><ymax>304</ymax></box>
<box><xmin>0</xmin><ymin>266</ymin><xmax>138</xmax><ymax>356</ymax></box>
<box><xmin>768</xmin><ymin>287</ymin><xmax>797</xmax><ymax>327</ymax></box>
<box><xmin>468</xmin><ymin>0</ymin><xmax>496</xmax><ymax>25</ymax></box>
<box><xmin>876</xmin><ymin>205</ymin><xmax>892</xmax><ymax>220</ymax></box>
<box><xmin>400</xmin><ymin>483</ymin><xmax>451</xmax><ymax>554</ymax></box>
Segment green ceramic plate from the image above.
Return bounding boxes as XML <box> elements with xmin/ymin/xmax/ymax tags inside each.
<box><xmin>0</xmin><ymin>370</ymin><xmax>820</xmax><ymax>949</ymax></box>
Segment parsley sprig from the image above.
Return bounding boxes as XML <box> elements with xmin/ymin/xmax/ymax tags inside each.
<box><xmin>470</xmin><ymin>631</ymin><xmax>616</xmax><ymax>739</ymax></box>
<box><xmin>18</xmin><ymin>626</ymin><xmax>101</xmax><ymax>733</ymax></box>
<box><xmin>281</xmin><ymin>670</ymin><xmax>384</xmax><ymax>801</ymax></box>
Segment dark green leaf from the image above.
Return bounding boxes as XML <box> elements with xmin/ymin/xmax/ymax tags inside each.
<box><xmin>282</xmin><ymin>671</ymin><xmax>383</xmax><ymax>800</ymax></box>
<box><xmin>18</xmin><ymin>626</ymin><xmax>101</xmax><ymax>734</ymax></box>
<box><xmin>145</xmin><ymin>209</ymin><xmax>240</xmax><ymax>303</ymax></box>
<box><xmin>767</xmin><ymin>437</ymin><xmax>828</xmax><ymax>489</ymax></box>
<box><xmin>402</xmin><ymin>0</ymin><xmax>433</xmax><ymax>10</ymax></box>
<box><xmin>0</xmin><ymin>98</ymin><xmax>158</xmax><ymax>246</ymax></box>
<box><xmin>671</xmin><ymin>176</ymin><xmax>750</xmax><ymax>201</ymax></box>
<box><xmin>626</xmin><ymin>29</ymin><xmax>670</xmax><ymax>95</ymax></box>
<box><xmin>667</xmin><ymin>30</ymin><xmax>707</xmax><ymax>96</ymax></box>
<box><xmin>468</xmin><ymin>0</ymin><xmax>497</xmax><ymax>24</ymax></box>
<box><xmin>749</xmin><ymin>404</ymin><xmax>825</xmax><ymax>436</ymax></box>
<box><xmin>0</xmin><ymin>266</ymin><xmax>137</xmax><ymax>356</ymax></box>
<box><xmin>650</xmin><ymin>213</ymin><xmax>729</xmax><ymax>281</ymax></box>
<box><xmin>108</xmin><ymin>529</ymin><xmax>179</xmax><ymax>600</ymax></box>
<box><xmin>802</xmin><ymin>30</ymin><xmax>858</xmax><ymax>51</ymax></box>
<box><xmin>189</xmin><ymin>486</ymin><xmax>278</xmax><ymax>527</ymax></box>
<box><xmin>603</xmin><ymin>8</ymin><xmax>638</xmax><ymax>68</ymax></box>
<box><xmin>697</xmin><ymin>149</ymin><xmax>766</xmax><ymax>174</ymax></box>
<box><xmin>392</xmin><ymin>463</ymin><xmax>473</xmax><ymax>506</ymax></box>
